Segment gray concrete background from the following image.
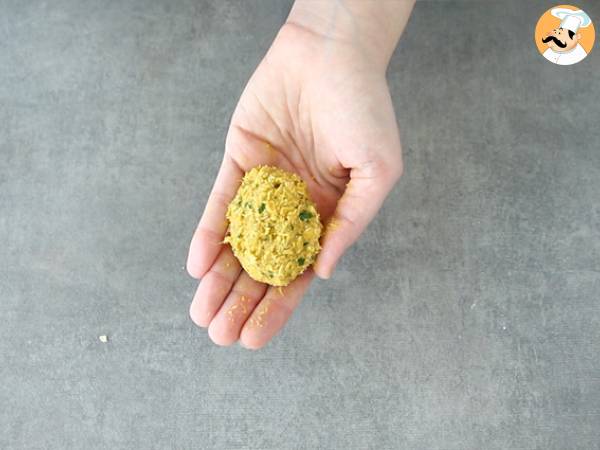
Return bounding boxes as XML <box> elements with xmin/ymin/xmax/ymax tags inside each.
<box><xmin>1</xmin><ymin>1</ymin><xmax>600</xmax><ymax>449</ymax></box>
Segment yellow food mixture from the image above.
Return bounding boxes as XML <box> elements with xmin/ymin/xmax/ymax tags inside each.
<box><xmin>224</xmin><ymin>165</ymin><xmax>322</xmax><ymax>286</ymax></box>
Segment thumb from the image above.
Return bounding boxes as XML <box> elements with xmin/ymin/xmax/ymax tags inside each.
<box><xmin>314</xmin><ymin>159</ymin><xmax>402</xmax><ymax>279</ymax></box>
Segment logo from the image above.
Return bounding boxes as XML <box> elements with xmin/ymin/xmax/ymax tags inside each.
<box><xmin>534</xmin><ymin>5</ymin><xmax>595</xmax><ymax>65</ymax></box>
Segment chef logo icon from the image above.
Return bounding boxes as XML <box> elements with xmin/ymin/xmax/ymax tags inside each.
<box><xmin>535</xmin><ymin>5</ymin><xmax>595</xmax><ymax>65</ymax></box>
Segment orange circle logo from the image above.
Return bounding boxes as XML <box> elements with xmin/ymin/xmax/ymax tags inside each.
<box><xmin>534</xmin><ymin>5</ymin><xmax>595</xmax><ymax>65</ymax></box>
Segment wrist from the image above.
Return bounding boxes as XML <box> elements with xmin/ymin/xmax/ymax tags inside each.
<box><xmin>286</xmin><ymin>0</ymin><xmax>415</xmax><ymax>70</ymax></box>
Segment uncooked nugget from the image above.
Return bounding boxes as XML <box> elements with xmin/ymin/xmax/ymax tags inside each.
<box><xmin>224</xmin><ymin>166</ymin><xmax>322</xmax><ymax>286</ymax></box>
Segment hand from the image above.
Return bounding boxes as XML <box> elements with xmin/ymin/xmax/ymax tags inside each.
<box><xmin>187</xmin><ymin>21</ymin><xmax>404</xmax><ymax>349</ymax></box>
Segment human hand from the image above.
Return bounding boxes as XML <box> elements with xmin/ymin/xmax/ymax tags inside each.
<box><xmin>187</xmin><ymin>2</ymin><xmax>413</xmax><ymax>349</ymax></box>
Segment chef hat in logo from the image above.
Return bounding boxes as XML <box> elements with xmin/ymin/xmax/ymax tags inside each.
<box><xmin>551</xmin><ymin>8</ymin><xmax>592</xmax><ymax>33</ymax></box>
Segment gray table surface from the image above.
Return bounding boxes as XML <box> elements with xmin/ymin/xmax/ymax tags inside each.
<box><xmin>2</xmin><ymin>1</ymin><xmax>600</xmax><ymax>449</ymax></box>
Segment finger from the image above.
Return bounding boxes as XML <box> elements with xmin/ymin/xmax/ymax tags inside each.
<box><xmin>314</xmin><ymin>159</ymin><xmax>402</xmax><ymax>279</ymax></box>
<box><xmin>187</xmin><ymin>155</ymin><xmax>243</xmax><ymax>279</ymax></box>
<box><xmin>207</xmin><ymin>272</ymin><xmax>268</xmax><ymax>346</ymax></box>
<box><xmin>189</xmin><ymin>246</ymin><xmax>242</xmax><ymax>328</ymax></box>
<box><xmin>239</xmin><ymin>269</ymin><xmax>314</xmax><ymax>350</ymax></box>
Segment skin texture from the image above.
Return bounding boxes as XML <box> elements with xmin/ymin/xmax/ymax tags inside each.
<box><xmin>543</xmin><ymin>27</ymin><xmax>581</xmax><ymax>52</ymax></box>
<box><xmin>187</xmin><ymin>1</ymin><xmax>415</xmax><ymax>349</ymax></box>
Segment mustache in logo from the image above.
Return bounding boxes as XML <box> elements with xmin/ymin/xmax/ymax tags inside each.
<box><xmin>542</xmin><ymin>35</ymin><xmax>567</xmax><ymax>48</ymax></box>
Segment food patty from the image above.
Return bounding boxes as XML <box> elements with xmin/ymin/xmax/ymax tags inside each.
<box><xmin>224</xmin><ymin>165</ymin><xmax>322</xmax><ymax>286</ymax></box>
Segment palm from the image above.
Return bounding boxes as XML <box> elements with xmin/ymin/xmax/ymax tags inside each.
<box><xmin>187</xmin><ymin>24</ymin><xmax>402</xmax><ymax>349</ymax></box>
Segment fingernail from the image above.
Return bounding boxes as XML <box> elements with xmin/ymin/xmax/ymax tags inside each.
<box><xmin>316</xmin><ymin>264</ymin><xmax>334</xmax><ymax>280</ymax></box>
